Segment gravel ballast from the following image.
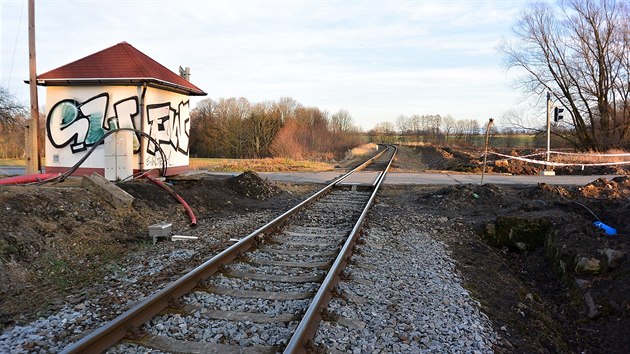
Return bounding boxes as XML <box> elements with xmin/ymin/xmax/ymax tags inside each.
<box><xmin>314</xmin><ymin>200</ymin><xmax>498</xmax><ymax>353</ymax></box>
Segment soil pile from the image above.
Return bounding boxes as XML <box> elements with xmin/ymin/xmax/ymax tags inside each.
<box><xmin>0</xmin><ymin>174</ymin><xmax>303</xmax><ymax>330</ymax></box>
<box><xmin>402</xmin><ymin>145</ymin><xmax>630</xmax><ymax>175</ymax></box>
<box><xmin>414</xmin><ymin>178</ymin><xmax>630</xmax><ymax>353</ymax></box>
<box><xmin>227</xmin><ymin>171</ymin><xmax>282</xmax><ymax>200</ymax></box>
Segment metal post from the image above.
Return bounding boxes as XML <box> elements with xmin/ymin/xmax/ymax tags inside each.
<box><xmin>480</xmin><ymin>118</ymin><xmax>494</xmax><ymax>186</ymax></box>
<box><xmin>542</xmin><ymin>91</ymin><xmax>555</xmax><ymax>175</ymax></box>
<box><xmin>546</xmin><ymin>91</ymin><xmax>551</xmax><ymax>165</ymax></box>
<box><xmin>25</xmin><ymin>0</ymin><xmax>40</xmax><ymax>174</ymax></box>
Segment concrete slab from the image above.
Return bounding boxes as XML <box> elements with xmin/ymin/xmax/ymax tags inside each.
<box><xmin>81</xmin><ymin>173</ymin><xmax>134</xmax><ymax>209</ymax></box>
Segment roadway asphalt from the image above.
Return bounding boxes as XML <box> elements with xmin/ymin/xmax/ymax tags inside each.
<box><xmin>1</xmin><ymin>166</ymin><xmax>618</xmax><ymax>186</ymax></box>
<box><xmin>205</xmin><ymin>171</ymin><xmax>619</xmax><ymax>186</ymax></box>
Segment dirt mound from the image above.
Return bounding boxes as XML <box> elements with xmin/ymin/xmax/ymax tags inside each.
<box><xmin>418</xmin><ymin>183</ymin><xmax>506</xmax><ymax>209</ymax></box>
<box><xmin>418</xmin><ymin>145</ymin><xmax>483</xmax><ymax>172</ymax></box>
<box><xmin>0</xmin><ymin>174</ymin><xmax>303</xmax><ymax>330</ymax></box>
<box><xmin>227</xmin><ymin>171</ymin><xmax>282</xmax><ymax>200</ymax></box>
<box><xmin>555</xmin><ymin>164</ymin><xmax>627</xmax><ymax>175</ymax></box>
<box><xmin>413</xmin><ymin>180</ymin><xmax>630</xmax><ymax>353</ymax></box>
<box><xmin>578</xmin><ymin>176</ymin><xmax>630</xmax><ymax>199</ymax></box>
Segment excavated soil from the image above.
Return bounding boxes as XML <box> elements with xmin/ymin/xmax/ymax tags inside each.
<box><xmin>396</xmin><ymin>144</ymin><xmax>630</xmax><ymax>175</ymax></box>
<box><xmin>405</xmin><ymin>178</ymin><xmax>630</xmax><ymax>353</ymax></box>
<box><xmin>1</xmin><ymin>150</ymin><xmax>630</xmax><ymax>353</ymax></box>
<box><xmin>0</xmin><ymin>172</ymin><xmax>314</xmax><ymax>330</ymax></box>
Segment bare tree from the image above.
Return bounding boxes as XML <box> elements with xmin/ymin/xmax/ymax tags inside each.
<box><xmin>395</xmin><ymin>114</ymin><xmax>410</xmax><ymax>136</ymax></box>
<box><xmin>330</xmin><ymin>109</ymin><xmax>355</xmax><ymax>134</ymax></box>
<box><xmin>0</xmin><ymin>86</ymin><xmax>27</xmax><ymax>128</ymax></box>
<box><xmin>502</xmin><ymin>0</ymin><xmax>630</xmax><ymax>150</ymax></box>
<box><xmin>442</xmin><ymin>115</ymin><xmax>456</xmax><ymax>145</ymax></box>
<box><xmin>409</xmin><ymin>114</ymin><xmax>422</xmax><ymax>141</ymax></box>
<box><xmin>0</xmin><ymin>86</ymin><xmax>28</xmax><ymax>158</ymax></box>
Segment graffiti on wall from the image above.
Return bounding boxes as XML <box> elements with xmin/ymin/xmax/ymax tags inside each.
<box><xmin>46</xmin><ymin>92</ymin><xmax>190</xmax><ymax>156</ymax></box>
<box><xmin>146</xmin><ymin>101</ymin><xmax>190</xmax><ymax>156</ymax></box>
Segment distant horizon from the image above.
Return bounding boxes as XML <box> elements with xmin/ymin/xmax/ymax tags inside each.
<box><xmin>1</xmin><ymin>1</ymin><xmax>541</xmax><ymax>130</ymax></box>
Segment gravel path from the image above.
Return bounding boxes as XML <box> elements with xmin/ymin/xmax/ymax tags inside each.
<box><xmin>314</xmin><ymin>199</ymin><xmax>498</xmax><ymax>353</ymax></box>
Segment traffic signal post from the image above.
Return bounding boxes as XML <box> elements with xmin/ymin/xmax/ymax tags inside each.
<box><xmin>542</xmin><ymin>91</ymin><xmax>555</xmax><ymax>176</ymax></box>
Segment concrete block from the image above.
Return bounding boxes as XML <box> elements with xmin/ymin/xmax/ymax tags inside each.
<box><xmin>81</xmin><ymin>173</ymin><xmax>134</xmax><ymax>209</ymax></box>
<box><xmin>149</xmin><ymin>222</ymin><xmax>172</xmax><ymax>244</ymax></box>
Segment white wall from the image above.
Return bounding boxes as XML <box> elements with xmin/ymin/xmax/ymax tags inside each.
<box><xmin>44</xmin><ymin>85</ymin><xmax>191</xmax><ymax>173</ymax></box>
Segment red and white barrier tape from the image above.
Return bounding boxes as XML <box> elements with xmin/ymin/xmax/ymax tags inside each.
<box><xmin>488</xmin><ymin>151</ymin><xmax>630</xmax><ymax>167</ymax></box>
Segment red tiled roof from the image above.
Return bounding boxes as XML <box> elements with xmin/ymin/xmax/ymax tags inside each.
<box><xmin>37</xmin><ymin>42</ymin><xmax>206</xmax><ymax>96</ymax></box>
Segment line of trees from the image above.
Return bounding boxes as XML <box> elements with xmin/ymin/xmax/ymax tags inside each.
<box><xmin>189</xmin><ymin>97</ymin><xmax>363</xmax><ymax>160</ymax></box>
<box><xmin>0</xmin><ymin>87</ymin><xmax>28</xmax><ymax>159</ymax></box>
<box><xmin>367</xmin><ymin>114</ymin><xmax>482</xmax><ymax>145</ymax></box>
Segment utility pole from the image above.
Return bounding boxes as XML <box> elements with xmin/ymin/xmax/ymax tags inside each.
<box><xmin>480</xmin><ymin>118</ymin><xmax>494</xmax><ymax>186</ymax></box>
<box><xmin>542</xmin><ymin>91</ymin><xmax>555</xmax><ymax>175</ymax></box>
<box><xmin>25</xmin><ymin>0</ymin><xmax>40</xmax><ymax>174</ymax></box>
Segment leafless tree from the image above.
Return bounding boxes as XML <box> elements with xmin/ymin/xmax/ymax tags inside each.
<box><xmin>442</xmin><ymin>115</ymin><xmax>456</xmax><ymax>145</ymax></box>
<box><xmin>395</xmin><ymin>114</ymin><xmax>410</xmax><ymax>136</ymax></box>
<box><xmin>0</xmin><ymin>86</ymin><xmax>28</xmax><ymax>158</ymax></box>
<box><xmin>502</xmin><ymin>0</ymin><xmax>630</xmax><ymax>150</ymax></box>
<box><xmin>330</xmin><ymin>109</ymin><xmax>355</xmax><ymax>134</ymax></box>
<box><xmin>189</xmin><ymin>97</ymin><xmax>363</xmax><ymax>159</ymax></box>
<box><xmin>409</xmin><ymin>114</ymin><xmax>422</xmax><ymax>141</ymax></box>
<box><xmin>0</xmin><ymin>86</ymin><xmax>27</xmax><ymax>128</ymax></box>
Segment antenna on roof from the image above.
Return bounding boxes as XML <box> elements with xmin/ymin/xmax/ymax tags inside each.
<box><xmin>179</xmin><ymin>66</ymin><xmax>190</xmax><ymax>81</ymax></box>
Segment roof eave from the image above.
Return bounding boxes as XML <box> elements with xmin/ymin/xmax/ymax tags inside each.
<box><xmin>30</xmin><ymin>78</ymin><xmax>207</xmax><ymax>96</ymax></box>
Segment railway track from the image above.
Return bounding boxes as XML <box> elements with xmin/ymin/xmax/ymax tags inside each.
<box><xmin>62</xmin><ymin>145</ymin><xmax>397</xmax><ymax>354</ymax></box>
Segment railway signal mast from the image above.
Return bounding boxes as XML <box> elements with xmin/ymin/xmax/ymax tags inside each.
<box><xmin>542</xmin><ymin>91</ymin><xmax>555</xmax><ymax>175</ymax></box>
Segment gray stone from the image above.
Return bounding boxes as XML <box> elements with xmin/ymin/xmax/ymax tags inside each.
<box><xmin>575</xmin><ymin>257</ymin><xmax>602</xmax><ymax>274</ymax></box>
<box><xmin>584</xmin><ymin>291</ymin><xmax>600</xmax><ymax>319</ymax></box>
<box><xmin>601</xmin><ymin>249</ymin><xmax>625</xmax><ymax>269</ymax></box>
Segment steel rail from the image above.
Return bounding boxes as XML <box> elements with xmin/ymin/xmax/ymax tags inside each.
<box><xmin>61</xmin><ymin>145</ymin><xmax>391</xmax><ymax>354</ymax></box>
<box><xmin>284</xmin><ymin>145</ymin><xmax>397</xmax><ymax>353</ymax></box>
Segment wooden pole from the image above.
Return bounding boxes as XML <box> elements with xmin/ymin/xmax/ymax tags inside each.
<box><xmin>480</xmin><ymin>118</ymin><xmax>494</xmax><ymax>186</ymax></box>
<box><xmin>26</xmin><ymin>0</ymin><xmax>40</xmax><ymax>174</ymax></box>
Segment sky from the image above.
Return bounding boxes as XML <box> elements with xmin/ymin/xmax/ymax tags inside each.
<box><xmin>1</xmin><ymin>0</ymin><xmax>537</xmax><ymax>130</ymax></box>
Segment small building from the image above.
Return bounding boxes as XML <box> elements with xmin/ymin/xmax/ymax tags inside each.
<box><xmin>36</xmin><ymin>42</ymin><xmax>206</xmax><ymax>180</ymax></box>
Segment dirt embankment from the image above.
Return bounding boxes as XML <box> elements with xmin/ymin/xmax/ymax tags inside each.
<box><xmin>410</xmin><ymin>177</ymin><xmax>630</xmax><ymax>353</ymax></box>
<box><xmin>0</xmin><ymin>172</ymin><xmax>310</xmax><ymax>330</ymax></box>
<box><xmin>394</xmin><ymin>144</ymin><xmax>630</xmax><ymax>175</ymax></box>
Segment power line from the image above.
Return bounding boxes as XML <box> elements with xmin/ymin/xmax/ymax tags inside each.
<box><xmin>7</xmin><ymin>0</ymin><xmax>25</xmax><ymax>90</ymax></box>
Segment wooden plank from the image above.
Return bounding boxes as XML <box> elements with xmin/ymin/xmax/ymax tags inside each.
<box><xmin>195</xmin><ymin>286</ymin><xmax>313</xmax><ymax>300</ymax></box>
<box><xmin>128</xmin><ymin>333</ymin><xmax>277</xmax><ymax>354</ymax></box>
<box><xmin>227</xmin><ymin>270</ymin><xmax>324</xmax><ymax>283</ymax></box>
<box><xmin>259</xmin><ymin>246</ymin><xmax>338</xmax><ymax>257</ymax></box>
<box><xmin>247</xmin><ymin>259</ymin><xmax>331</xmax><ymax>269</ymax></box>
<box><xmin>181</xmin><ymin>304</ymin><xmax>300</xmax><ymax>323</ymax></box>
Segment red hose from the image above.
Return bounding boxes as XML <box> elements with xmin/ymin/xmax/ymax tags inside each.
<box><xmin>0</xmin><ymin>173</ymin><xmax>59</xmax><ymax>185</ymax></box>
<box><xmin>146</xmin><ymin>176</ymin><xmax>197</xmax><ymax>227</ymax></box>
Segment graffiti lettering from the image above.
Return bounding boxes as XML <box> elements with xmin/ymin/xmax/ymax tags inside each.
<box><xmin>46</xmin><ymin>93</ymin><xmax>190</xmax><ymax>156</ymax></box>
<box><xmin>146</xmin><ymin>100</ymin><xmax>190</xmax><ymax>156</ymax></box>
<box><xmin>109</xmin><ymin>97</ymin><xmax>141</xmax><ymax>152</ymax></box>
<box><xmin>46</xmin><ymin>93</ymin><xmax>109</xmax><ymax>153</ymax></box>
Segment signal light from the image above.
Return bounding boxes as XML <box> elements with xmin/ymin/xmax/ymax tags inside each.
<box><xmin>554</xmin><ymin>107</ymin><xmax>564</xmax><ymax>122</ymax></box>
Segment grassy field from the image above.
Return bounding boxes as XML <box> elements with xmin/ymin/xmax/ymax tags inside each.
<box><xmin>189</xmin><ymin>157</ymin><xmax>335</xmax><ymax>172</ymax></box>
<box><xmin>0</xmin><ymin>159</ymin><xmax>26</xmax><ymax>166</ymax></box>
